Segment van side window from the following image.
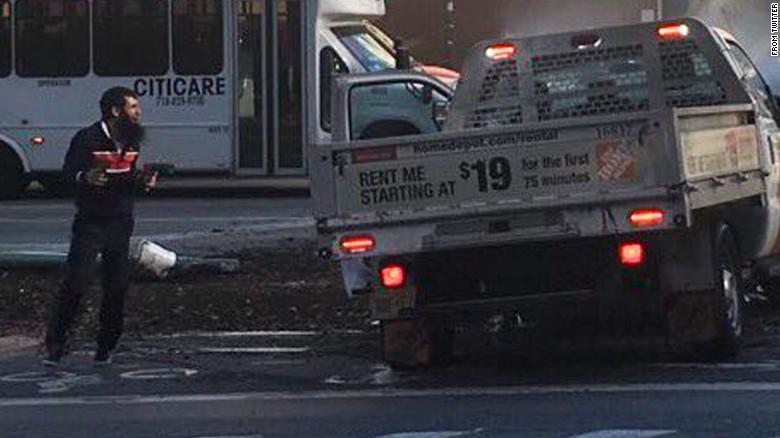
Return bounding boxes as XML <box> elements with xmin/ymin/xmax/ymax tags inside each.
<box><xmin>93</xmin><ymin>0</ymin><xmax>169</xmax><ymax>76</ymax></box>
<box><xmin>0</xmin><ymin>1</ymin><xmax>10</xmax><ymax>77</ymax></box>
<box><xmin>320</xmin><ymin>47</ymin><xmax>349</xmax><ymax>132</ymax></box>
<box><xmin>15</xmin><ymin>0</ymin><xmax>89</xmax><ymax>77</ymax></box>
<box><xmin>728</xmin><ymin>42</ymin><xmax>779</xmax><ymax>121</ymax></box>
<box><xmin>173</xmin><ymin>0</ymin><xmax>224</xmax><ymax>75</ymax></box>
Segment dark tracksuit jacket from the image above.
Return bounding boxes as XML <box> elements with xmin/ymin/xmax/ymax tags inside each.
<box><xmin>46</xmin><ymin>121</ymin><xmax>144</xmax><ymax>356</ymax></box>
<box><xmin>63</xmin><ymin>121</ymin><xmax>142</xmax><ymax>217</ymax></box>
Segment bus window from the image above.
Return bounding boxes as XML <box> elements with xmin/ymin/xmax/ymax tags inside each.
<box><xmin>14</xmin><ymin>0</ymin><xmax>89</xmax><ymax>77</ymax></box>
<box><xmin>93</xmin><ymin>0</ymin><xmax>169</xmax><ymax>77</ymax></box>
<box><xmin>0</xmin><ymin>1</ymin><xmax>10</xmax><ymax>77</ymax></box>
<box><xmin>277</xmin><ymin>0</ymin><xmax>303</xmax><ymax>169</ymax></box>
<box><xmin>173</xmin><ymin>0</ymin><xmax>224</xmax><ymax>75</ymax></box>
<box><xmin>332</xmin><ymin>25</ymin><xmax>396</xmax><ymax>73</ymax></box>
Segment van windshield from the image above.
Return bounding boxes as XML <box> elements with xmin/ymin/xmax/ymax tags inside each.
<box><xmin>332</xmin><ymin>24</ymin><xmax>396</xmax><ymax>72</ymax></box>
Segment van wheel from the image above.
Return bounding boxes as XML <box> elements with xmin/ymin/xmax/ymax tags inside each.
<box><xmin>381</xmin><ymin>318</ymin><xmax>453</xmax><ymax>369</ymax></box>
<box><xmin>0</xmin><ymin>148</ymin><xmax>25</xmax><ymax>200</ymax></box>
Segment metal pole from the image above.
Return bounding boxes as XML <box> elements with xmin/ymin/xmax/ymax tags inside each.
<box><xmin>444</xmin><ymin>0</ymin><xmax>456</xmax><ymax>68</ymax></box>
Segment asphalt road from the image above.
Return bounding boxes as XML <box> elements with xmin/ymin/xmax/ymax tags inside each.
<box><xmin>8</xmin><ymin>195</ymin><xmax>780</xmax><ymax>437</ymax></box>
<box><xmin>3</xmin><ymin>327</ymin><xmax>780</xmax><ymax>437</ymax></box>
<box><xmin>0</xmin><ymin>195</ymin><xmax>313</xmax><ymax>253</ymax></box>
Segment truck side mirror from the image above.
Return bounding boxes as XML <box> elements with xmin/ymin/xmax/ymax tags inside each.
<box><xmin>394</xmin><ymin>39</ymin><xmax>411</xmax><ymax>70</ymax></box>
<box><xmin>433</xmin><ymin>101</ymin><xmax>449</xmax><ymax>130</ymax></box>
<box><xmin>743</xmin><ymin>66</ymin><xmax>758</xmax><ymax>81</ymax></box>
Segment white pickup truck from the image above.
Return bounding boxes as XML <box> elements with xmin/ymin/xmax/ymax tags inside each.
<box><xmin>310</xmin><ymin>19</ymin><xmax>780</xmax><ymax>367</ymax></box>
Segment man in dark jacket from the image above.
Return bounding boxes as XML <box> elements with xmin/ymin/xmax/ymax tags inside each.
<box><xmin>43</xmin><ymin>87</ymin><xmax>156</xmax><ymax>367</ymax></box>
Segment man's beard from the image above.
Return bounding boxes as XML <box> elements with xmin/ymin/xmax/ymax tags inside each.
<box><xmin>113</xmin><ymin>115</ymin><xmax>145</xmax><ymax>147</ymax></box>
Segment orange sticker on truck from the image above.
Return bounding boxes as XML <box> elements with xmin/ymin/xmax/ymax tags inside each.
<box><xmin>597</xmin><ymin>140</ymin><xmax>636</xmax><ymax>181</ymax></box>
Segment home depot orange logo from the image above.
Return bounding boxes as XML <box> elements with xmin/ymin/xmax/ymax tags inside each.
<box><xmin>597</xmin><ymin>140</ymin><xmax>636</xmax><ymax>181</ymax></box>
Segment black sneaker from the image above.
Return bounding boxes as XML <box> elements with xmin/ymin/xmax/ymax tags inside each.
<box><xmin>94</xmin><ymin>349</ymin><xmax>112</xmax><ymax>367</ymax></box>
<box><xmin>41</xmin><ymin>352</ymin><xmax>62</xmax><ymax>368</ymax></box>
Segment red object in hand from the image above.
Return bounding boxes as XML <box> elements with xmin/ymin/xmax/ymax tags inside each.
<box><xmin>92</xmin><ymin>151</ymin><xmax>138</xmax><ymax>174</ymax></box>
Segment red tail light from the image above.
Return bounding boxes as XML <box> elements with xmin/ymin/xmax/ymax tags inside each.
<box><xmin>339</xmin><ymin>235</ymin><xmax>375</xmax><ymax>254</ymax></box>
<box><xmin>485</xmin><ymin>43</ymin><xmax>516</xmax><ymax>61</ymax></box>
<box><xmin>628</xmin><ymin>209</ymin><xmax>665</xmax><ymax>227</ymax></box>
<box><xmin>380</xmin><ymin>264</ymin><xmax>406</xmax><ymax>289</ymax></box>
<box><xmin>30</xmin><ymin>135</ymin><xmax>45</xmax><ymax>145</ymax></box>
<box><xmin>619</xmin><ymin>242</ymin><xmax>645</xmax><ymax>266</ymax></box>
<box><xmin>657</xmin><ymin>23</ymin><xmax>690</xmax><ymax>39</ymax></box>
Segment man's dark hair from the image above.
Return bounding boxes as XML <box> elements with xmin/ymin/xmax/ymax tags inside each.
<box><xmin>100</xmin><ymin>87</ymin><xmax>138</xmax><ymax>120</ymax></box>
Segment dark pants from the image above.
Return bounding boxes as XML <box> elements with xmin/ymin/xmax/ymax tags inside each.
<box><xmin>45</xmin><ymin>214</ymin><xmax>135</xmax><ymax>356</ymax></box>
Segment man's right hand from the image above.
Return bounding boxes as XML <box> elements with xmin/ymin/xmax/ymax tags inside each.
<box><xmin>82</xmin><ymin>168</ymin><xmax>108</xmax><ymax>187</ymax></box>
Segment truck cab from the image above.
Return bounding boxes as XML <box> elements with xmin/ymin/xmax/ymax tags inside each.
<box><xmin>316</xmin><ymin>0</ymin><xmax>458</xmax><ymax>142</ymax></box>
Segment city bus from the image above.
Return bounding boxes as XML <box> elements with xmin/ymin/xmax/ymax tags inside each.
<box><xmin>0</xmin><ymin>0</ymin><xmax>457</xmax><ymax>198</ymax></box>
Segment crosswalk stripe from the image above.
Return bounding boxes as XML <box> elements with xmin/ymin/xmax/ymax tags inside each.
<box><xmin>565</xmin><ymin>431</ymin><xmax>677</xmax><ymax>438</ymax></box>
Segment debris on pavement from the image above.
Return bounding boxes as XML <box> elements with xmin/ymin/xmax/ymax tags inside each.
<box><xmin>0</xmin><ymin>243</ymin><xmax>371</xmax><ymax>343</ymax></box>
<box><xmin>0</xmin><ymin>240</ymin><xmax>241</xmax><ymax>280</ymax></box>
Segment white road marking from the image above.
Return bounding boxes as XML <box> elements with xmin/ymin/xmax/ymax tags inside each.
<box><xmin>192</xmin><ymin>435</ymin><xmax>264</xmax><ymax>438</ymax></box>
<box><xmin>152</xmin><ymin>330</ymin><xmax>321</xmax><ymax>339</ymax></box>
<box><xmin>0</xmin><ymin>203</ymin><xmax>73</xmax><ymax>211</ymax></box>
<box><xmin>1</xmin><ymin>371</ymin><xmax>76</xmax><ymax>383</ymax></box>
<box><xmin>8</xmin><ymin>381</ymin><xmax>780</xmax><ymax>408</ymax></box>
<box><xmin>565</xmin><ymin>430</ymin><xmax>676</xmax><ymax>438</ymax></box>
<box><xmin>196</xmin><ymin>347</ymin><xmax>311</xmax><ymax>354</ymax></box>
<box><xmin>653</xmin><ymin>362</ymin><xmax>780</xmax><ymax>370</ymax></box>
<box><xmin>373</xmin><ymin>429</ymin><xmax>483</xmax><ymax>438</ymax></box>
<box><xmin>330</xmin><ymin>329</ymin><xmax>366</xmax><ymax>335</ymax></box>
<box><xmin>251</xmin><ymin>359</ymin><xmax>308</xmax><ymax>366</ymax></box>
<box><xmin>325</xmin><ymin>365</ymin><xmax>407</xmax><ymax>386</ymax></box>
<box><xmin>120</xmin><ymin>368</ymin><xmax>198</xmax><ymax>380</ymax></box>
<box><xmin>37</xmin><ymin>375</ymin><xmax>103</xmax><ymax>395</ymax></box>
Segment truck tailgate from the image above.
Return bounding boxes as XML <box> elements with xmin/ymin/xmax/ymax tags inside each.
<box><xmin>331</xmin><ymin>115</ymin><xmax>662</xmax><ymax>217</ymax></box>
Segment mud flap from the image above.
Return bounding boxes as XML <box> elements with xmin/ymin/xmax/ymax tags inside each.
<box><xmin>664</xmin><ymin>291</ymin><xmax>720</xmax><ymax>347</ymax></box>
<box><xmin>381</xmin><ymin>319</ymin><xmax>433</xmax><ymax>369</ymax></box>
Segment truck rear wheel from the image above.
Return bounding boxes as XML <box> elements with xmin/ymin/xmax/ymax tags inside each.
<box><xmin>707</xmin><ymin>224</ymin><xmax>743</xmax><ymax>356</ymax></box>
<box><xmin>381</xmin><ymin>318</ymin><xmax>453</xmax><ymax>369</ymax></box>
<box><xmin>0</xmin><ymin>147</ymin><xmax>25</xmax><ymax>200</ymax></box>
<box><xmin>666</xmin><ymin>223</ymin><xmax>743</xmax><ymax>358</ymax></box>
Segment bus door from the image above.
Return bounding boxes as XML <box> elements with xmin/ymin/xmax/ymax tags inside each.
<box><xmin>274</xmin><ymin>0</ymin><xmax>305</xmax><ymax>175</ymax></box>
<box><xmin>236</xmin><ymin>0</ymin><xmax>267</xmax><ymax>174</ymax></box>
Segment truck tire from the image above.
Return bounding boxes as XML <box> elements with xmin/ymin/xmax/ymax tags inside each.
<box><xmin>666</xmin><ymin>223</ymin><xmax>744</xmax><ymax>359</ymax></box>
<box><xmin>0</xmin><ymin>147</ymin><xmax>25</xmax><ymax>200</ymax></box>
<box><xmin>706</xmin><ymin>223</ymin><xmax>743</xmax><ymax>357</ymax></box>
<box><xmin>381</xmin><ymin>318</ymin><xmax>453</xmax><ymax>369</ymax></box>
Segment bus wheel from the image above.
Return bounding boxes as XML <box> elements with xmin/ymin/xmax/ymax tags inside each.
<box><xmin>38</xmin><ymin>174</ymin><xmax>69</xmax><ymax>196</ymax></box>
<box><xmin>0</xmin><ymin>147</ymin><xmax>25</xmax><ymax>200</ymax></box>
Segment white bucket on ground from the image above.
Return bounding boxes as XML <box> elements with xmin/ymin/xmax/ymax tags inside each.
<box><xmin>137</xmin><ymin>240</ymin><xmax>177</xmax><ymax>277</ymax></box>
